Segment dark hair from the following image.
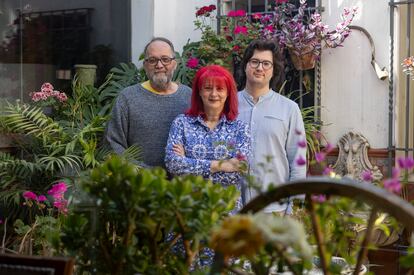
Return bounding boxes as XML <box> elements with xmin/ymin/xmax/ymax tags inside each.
<box><xmin>186</xmin><ymin>65</ymin><xmax>238</xmax><ymax>121</ymax></box>
<box><xmin>143</xmin><ymin>37</ymin><xmax>175</xmax><ymax>58</ymax></box>
<box><xmin>237</xmin><ymin>39</ymin><xmax>285</xmax><ymax>91</ymax></box>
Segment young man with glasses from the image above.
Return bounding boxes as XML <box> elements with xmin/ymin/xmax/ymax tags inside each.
<box><xmin>105</xmin><ymin>37</ymin><xmax>191</xmax><ymax>168</ymax></box>
<box><xmin>237</xmin><ymin>39</ymin><xmax>307</xmax><ymax>213</ymax></box>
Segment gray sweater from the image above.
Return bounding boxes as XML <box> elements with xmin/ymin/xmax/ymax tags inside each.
<box><xmin>105</xmin><ymin>83</ymin><xmax>192</xmax><ymax>167</ymax></box>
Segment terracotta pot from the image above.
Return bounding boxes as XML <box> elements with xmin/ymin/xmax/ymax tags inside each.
<box><xmin>289</xmin><ymin>47</ymin><xmax>317</xmax><ymax>71</ymax></box>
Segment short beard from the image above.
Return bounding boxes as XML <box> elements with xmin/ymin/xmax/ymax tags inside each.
<box><xmin>149</xmin><ymin>72</ymin><xmax>173</xmax><ymax>91</ymax></box>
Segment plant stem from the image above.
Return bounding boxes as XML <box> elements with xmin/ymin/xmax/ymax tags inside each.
<box><xmin>1</xmin><ymin>218</ymin><xmax>7</xmax><ymax>253</ymax></box>
<box><xmin>19</xmin><ymin>219</ymin><xmax>38</xmax><ymax>254</ymax></box>
<box><xmin>307</xmin><ymin>196</ymin><xmax>330</xmax><ymax>275</ymax></box>
<box><xmin>353</xmin><ymin>208</ymin><xmax>377</xmax><ymax>275</ymax></box>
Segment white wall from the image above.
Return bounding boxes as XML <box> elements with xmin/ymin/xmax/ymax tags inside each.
<box><xmin>131</xmin><ymin>0</ymin><xmax>215</xmax><ymax>65</ymax></box>
<box><xmin>321</xmin><ymin>0</ymin><xmax>390</xmax><ymax>148</ymax></box>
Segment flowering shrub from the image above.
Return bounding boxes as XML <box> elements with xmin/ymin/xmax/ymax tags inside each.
<box><xmin>12</xmin><ymin>182</ymin><xmax>69</xmax><ymax>256</ymax></box>
<box><xmin>184</xmin><ymin>0</ymin><xmax>358</xmax><ymax>74</ymax></box>
<box><xmin>402</xmin><ymin>56</ymin><xmax>414</xmax><ymax>80</ymax></box>
<box><xmin>30</xmin><ymin>82</ymin><xmax>68</xmax><ymax>107</ymax></box>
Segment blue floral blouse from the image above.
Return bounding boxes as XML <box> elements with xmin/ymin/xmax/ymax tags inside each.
<box><xmin>165</xmin><ymin>114</ymin><xmax>251</xmax><ymax>210</ymax></box>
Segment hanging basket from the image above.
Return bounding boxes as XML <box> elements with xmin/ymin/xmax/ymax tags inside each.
<box><xmin>289</xmin><ymin>48</ymin><xmax>317</xmax><ymax>71</ymax></box>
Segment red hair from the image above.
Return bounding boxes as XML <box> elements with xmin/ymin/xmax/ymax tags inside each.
<box><xmin>186</xmin><ymin>65</ymin><xmax>238</xmax><ymax>121</ymax></box>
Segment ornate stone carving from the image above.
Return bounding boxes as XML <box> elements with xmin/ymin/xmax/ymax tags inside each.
<box><xmin>332</xmin><ymin>131</ymin><xmax>383</xmax><ymax>182</ymax></box>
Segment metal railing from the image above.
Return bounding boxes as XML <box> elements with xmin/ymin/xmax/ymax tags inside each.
<box><xmin>389</xmin><ymin>0</ymin><xmax>414</xmax><ymax>176</ymax></box>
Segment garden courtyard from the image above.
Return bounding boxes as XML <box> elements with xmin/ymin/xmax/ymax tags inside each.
<box><xmin>0</xmin><ymin>0</ymin><xmax>414</xmax><ymax>274</ymax></box>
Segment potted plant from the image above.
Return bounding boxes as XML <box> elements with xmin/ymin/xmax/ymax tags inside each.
<box><xmin>276</xmin><ymin>0</ymin><xmax>358</xmax><ymax>70</ymax></box>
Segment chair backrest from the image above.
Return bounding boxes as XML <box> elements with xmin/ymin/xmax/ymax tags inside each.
<box><xmin>0</xmin><ymin>253</ymin><xmax>74</xmax><ymax>275</ymax></box>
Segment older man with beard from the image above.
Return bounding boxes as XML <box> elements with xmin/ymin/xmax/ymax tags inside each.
<box><xmin>105</xmin><ymin>37</ymin><xmax>192</xmax><ymax>168</ymax></box>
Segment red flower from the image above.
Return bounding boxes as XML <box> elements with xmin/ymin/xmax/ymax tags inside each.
<box><xmin>228</xmin><ymin>9</ymin><xmax>246</xmax><ymax>17</ymax></box>
<box><xmin>196</xmin><ymin>5</ymin><xmax>216</xmax><ymax>17</ymax></box>
<box><xmin>232</xmin><ymin>45</ymin><xmax>240</xmax><ymax>52</ymax></box>
<box><xmin>234</xmin><ymin>26</ymin><xmax>248</xmax><ymax>35</ymax></box>
<box><xmin>276</xmin><ymin>0</ymin><xmax>289</xmax><ymax>3</ymax></box>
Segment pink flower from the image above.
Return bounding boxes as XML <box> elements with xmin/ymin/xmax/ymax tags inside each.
<box><xmin>264</xmin><ymin>25</ymin><xmax>274</xmax><ymax>33</ymax></box>
<box><xmin>322</xmin><ymin>167</ymin><xmax>334</xmax><ymax>176</ymax></box>
<box><xmin>235</xmin><ymin>10</ymin><xmax>246</xmax><ymax>17</ymax></box>
<box><xmin>228</xmin><ymin>10</ymin><xmax>246</xmax><ymax>17</ymax></box>
<box><xmin>252</xmin><ymin>13</ymin><xmax>262</xmax><ymax>20</ymax></box>
<box><xmin>315</xmin><ymin>152</ymin><xmax>326</xmax><ymax>163</ymax></box>
<box><xmin>297</xmin><ymin>139</ymin><xmax>307</xmax><ymax>148</ymax></box>
<box><xmin>236</xmin><ymin>152</ymin><xmax>247</xmax><ymax>161</ymax></box>
<box><xmin>41</xmin><ymin>82</ymin><xmax>54</xmax><ymax>94</ymax></box>
<box><xmin>47</xmin><ymin>182</ymin><xmax>67</xmax><ymax>200</ymax></box>
<box><xmin>397</xmin><ymin>157</ymin><xmax>414</xmax><ymax>170</ymax></box>
<box><xmin>53</xmin><ymin>199</ymin><xmax>68</xmax><ymax>215</ymax></box>
<box><xmin>361</xmin><ymin>170</ymin><xmax>373</xmax><ymax>182</ymax></box>
<box><xmin>276</xmin><ymin>0</ymin><xmax>289</xmax><ymax>3</ymax></box>
<box><xmin>186</xmin><ymin>57</ymin><xmax>199</xmax><ymax>69</ymax></box>
<box><xmin>295</xmin><ymin>155</ymin><xmax>306</xmax><ymax>166</ymax></box>
<box><xmin>325</xmin><ymin>143</ymin><xmax>334</xmax><ymax>153</ymax></box>
<box><xmin>37</xmin><ymin>195</ymin><xmax>47</xmax><ymax>202</ymax></box>
<box><xmin>383</xmin><ymin>178</ymin><xmax>401</xmax><ymax>194</ymax></box>
<box><xmin>227</xmin><ymin>10</ymin><xmax>237</xmax><ymax>17</ymax></box>
<box><xmin>57</xmin><ymin>92</ymin><xmax>68</xmax><ymax>102</ymax></box>
<box><xmin>234</xmin><ymin>26</ymin><xmax>248</xmax><ymax>35</ymax></box>
<box><xmin>23</xmin><ymin>191</ymin><xmax>37</xmax><ymax>201</ymax></box>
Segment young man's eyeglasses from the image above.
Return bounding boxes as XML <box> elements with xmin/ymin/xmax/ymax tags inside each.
<box><xmin>145</xmin><ymin>56</ymin><xmax>175</xmax><ymax>66</ymax></box>
<box><xmin>248</xmin><ymin>59</ymin><xmax>273</xmax><ymax>70</ymax></box>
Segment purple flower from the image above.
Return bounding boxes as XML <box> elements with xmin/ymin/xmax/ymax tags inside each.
<box><xmin>23</xmin><ymin>191</ymin><xmax>37</xmax><ymax>201</ymax></box>
<box><xmin>186</xmin><ymin>57</ymin><xmax>199</xmax><ymax>69</ymax></box>
<box><xmin>322</xmin><ymin>167</ymin><xmax>333</xmax><ymax>176</ymax></box>
<box><xmin>297</xmin><ymin>139</ymin><xmax>307</xmax><ymax>148</ymax></box>
<box><xmin>361</xmin><ymin>170</ymin><xmax>373</xmax><ymax>182</ymax></box>
<box><xmin>295</xmin><ymin>155</ymin><xmax>306</xmax><ymax>166</ymax></box>
<box><xmin>295</xmin><ymin>128</ymin><xmax>302</xmax><ymax>135</ymax></box>
<box><xmin>397</xmin><ymin>157</ymin><xmax>414</xmax><ymax>170</ymax></box>
<box><xmin>383</xmin><ymin>178</ymin><xmax>401</xmax><ymax>194</ymax></box>
<box><xmin>315</xmin><ymin>152</ymin><xmax>326</xmax><ymax>163</ymax></box>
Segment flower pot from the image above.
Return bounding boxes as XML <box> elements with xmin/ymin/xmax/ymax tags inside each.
<box><xmin>42</xmin><ymin>106</ymin><xmax>53</xmax><ymax>117</ymax></box>
<box><xmin>289</xmin><ymin>48</ymin><xmax>317</xmax><ymax>71</ymax></box>
<box><xmin>74</xmin><ymin>64</ymin><xmax>97</xmax><ymax>86</ymax></box>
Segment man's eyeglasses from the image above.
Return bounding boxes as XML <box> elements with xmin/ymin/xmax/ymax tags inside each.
<box><xmin>144</xmin><ymin>56</ymin><xmax>175</xmax><ymax>66</ymax></box>
<box><xmin>248</xmin><ymin>59</ymin><xmax>273</xmax><ymax>70</ymax></box>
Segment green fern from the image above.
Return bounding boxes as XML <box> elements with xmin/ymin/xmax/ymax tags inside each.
<box><xmin>0</xmin><ymin>152</ymin><xmax>44</xmax><ymax>178</ymax></box>
<box><xmin>3</xmin><ymin>102</ymin><xmax>67</xmax><ymax>144</ymax></box>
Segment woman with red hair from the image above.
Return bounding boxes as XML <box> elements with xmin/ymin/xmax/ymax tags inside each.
<box><xmin>165</xmin><ymin>65</ymin><xmax>251</xmax><ymax>212</ymax></box>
